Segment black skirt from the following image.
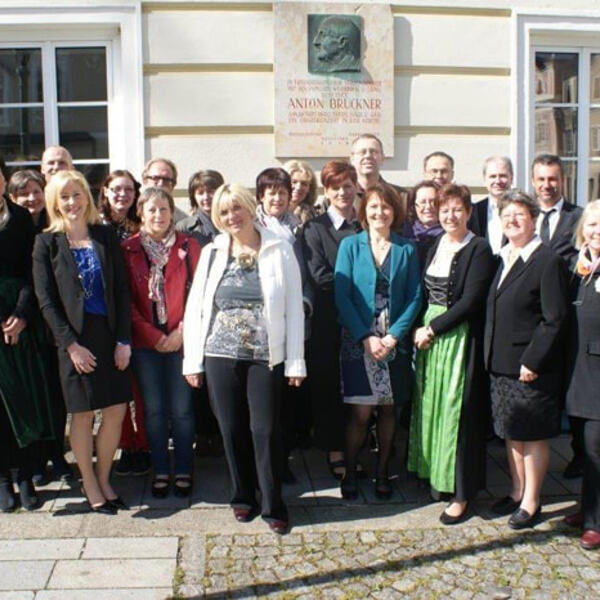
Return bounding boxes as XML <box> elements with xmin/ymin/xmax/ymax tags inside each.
<box><xmin>490</xmin><ymin>372</ymin><xmax>560</xmax><ymax>441</ymax></box>
<box><xmin>58</xmin><ymin>314</ymin><xmax>131</xmax><ymax>413</ymax></box>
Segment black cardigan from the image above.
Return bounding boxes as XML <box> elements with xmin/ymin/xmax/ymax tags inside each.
<box><xmin>32</xmin><ymin>223</ymin><xmax>131</xmax><ymax>349</ymax></box>
<box><xmin>423</xmin><ymin>235</ymin><xmax>495</xmax><ymax>335</ymax></box>
<box><xmin>0</xmin><ymin>201</ymin><xmax>35</xmax><ymax>321</ymax></box>
<box><xmin>484</xmin><ymin>243</ymin><xmax>569</xmax><ymax>376</ymax></box>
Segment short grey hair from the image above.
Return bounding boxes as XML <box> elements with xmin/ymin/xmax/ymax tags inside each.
<box><xmin>482</xmin><ymin>156</ymin><xmax>514</xmax><ymax>178</ymax></box>
<box><xmin>497</xmin><ymin>189</ymin><xmax>540</xmax><ymax>220</ymax></box>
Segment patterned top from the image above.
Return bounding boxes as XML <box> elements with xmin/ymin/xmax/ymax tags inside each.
<box><xmin>71</xmin><ymin>246</ymin><xmax>107</xmax><ymax>315</ymax></box>
<box><xmin>204</xmin><ymin>256</ymin><xmax>269</xmax><ymax>361</ymax></box>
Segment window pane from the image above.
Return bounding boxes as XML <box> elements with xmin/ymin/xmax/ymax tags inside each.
<box><xmin>76</xmin><ymin>163</ymin><xmax>109</xmax><ymax>202</ymax></box>
<box><xmin>589</xmin><ymin>161</ymin><xmax>600</xmax><ymax>202</ymax></box>
<box><xmin>591</xmin><ymin>54</ymin><xmax>600</xmax><ymax>103</ymax></box>
<box><xmin>535</xmin><ymin>107</ymin><xmax>577</xmax><ymax>157</ymax></box>
<box><xmin>56</xmin><ymin>47</ymin><xmax>106</xmax><ymax>102</ymax></box>
<box><xmin>0</xmin><ymin>49</ymin><xmax>43</xmax><ymax>103</ymax></box>
<box><xmin>590</xmin><ymin>108</ymin><xmax>600</xmax><ymax>158</ymax></box>
<box><xmin>0</xmin><ymin>107</ymin><xmax>44</xmax><ymax>162</ymax></box>
<box><xmin>58</xmin><ymin>106</ymin><xmax>108</xmax><ymax>159</ymax></box>
<box><xmin>563</xmin><ymin>161</ymin><xmax>577</xmax><ymax>204</ymax></box>
<box><xmin>535</xmin><ymin>52</ymin><xmax>578</xmax><ymax>104</ymax></box>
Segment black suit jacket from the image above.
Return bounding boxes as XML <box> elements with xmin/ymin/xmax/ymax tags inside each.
<box><xmin>545</xmin><ymin>200</ymin><xmax>582</xmax><ymax>263</ymax></box>
<box><xmin>468</xmin><ymin>197</ymin><xmax>489</xmax><ymax>240</ymax></box>
<box><xmin>32</xmin><ymin>224</ymin><xmax>131</xmax><ymax>349</ymax></box>
<box><xmin>484</xmin><ymin>243</ymin><xmax>569</xmax><ymax>376</ymax></box>
<box><xmin>301</xmin><ymin>212</ymin><xmax>360</xmax><ymax>294</ymax></box>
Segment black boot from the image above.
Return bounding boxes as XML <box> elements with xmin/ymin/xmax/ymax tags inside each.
<box><xmin>18</xmin><ymin>479</ymin><xmax>40</xmax><ymax>511</ymax></box>
<box><xmin>0</xmin><ymin>478</ymin><xmax>16</xmax><ymax>513</ymax></box>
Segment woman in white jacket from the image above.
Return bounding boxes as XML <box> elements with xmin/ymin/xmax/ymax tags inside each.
<box><xmin>183</xmin><ymin>183</ymin><xmax>305</xmax><ymax>535</ymax></box>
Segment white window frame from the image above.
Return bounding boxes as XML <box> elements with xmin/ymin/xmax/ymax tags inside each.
<box><xmin>0</xmin><ymin>1</ymin><xmax>144</xmax><ymax>176</ymax></box>
<box><xmin>513</xmin><ymin>10</ymin><xmax>600</xmax><ymax>205</ymax></box>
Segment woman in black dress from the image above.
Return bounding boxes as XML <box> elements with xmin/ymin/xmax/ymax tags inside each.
<box><xmin>0</xmin><ymin>170</ymin><xmax>55</xmax><ymax>511</ymax></box>
<box><xmin>33</xmin><ymin>170</ymin><xmax>132</xmax><ymax>514</ymax></box>
<box><xmin>563</xmin><ymin>200</ymin><xmax>600</xmax><ymax>549</ymax></box>
<box><xmin>485</xmin><ymin>190</ymin><xmax>569</xmax><ymax>529</ymax></box>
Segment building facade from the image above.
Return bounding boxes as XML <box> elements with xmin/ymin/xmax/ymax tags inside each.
<box><xmin>1</xmin><ymin>0</ymin><xmax>599</xmax><ymax>206</ymax></box>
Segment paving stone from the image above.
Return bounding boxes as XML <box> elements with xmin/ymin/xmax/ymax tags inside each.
<box><xmin>0</xmin><ymin>561</ymin><xmax>54</xmax><ymax>591</ymax></box>
<box><xmin>81</xmin><ymin>537</ymin><xmax>178</xmax><ymax>559</ymax></box>
<box><xmin>47</xmin><ymin>559</ymin><xmax>176</xmax><ymax>589</ymax></box>
<box><xmin>35</xmin><ymin>591</ymin><xmax>172</xmax><ymax>599</ymax></box>
<box><xmin>0</xmin><ymin>593</ymin><xmax>35</xmax><ymax>600</ymax></box>
<box><xmin>0</xmin><ymin>539</ymin><xmax>82</xmax><ymax>560</ymax></box>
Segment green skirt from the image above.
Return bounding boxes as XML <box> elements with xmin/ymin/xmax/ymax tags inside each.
<box><xmin>407</xmin><ymin>304</ymin><xmax>469</xmax><ymax>493</ymax></box>
<box><xmin>0</xmin><ymin>277</ymin><xmax>56</xmax><ymax>448</ymax></box>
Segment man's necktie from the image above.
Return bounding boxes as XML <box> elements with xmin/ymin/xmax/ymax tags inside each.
<box><xmin>540</xmin><ymin>208</ymin><xmax>556</xmax><ymax>244</ymax></box>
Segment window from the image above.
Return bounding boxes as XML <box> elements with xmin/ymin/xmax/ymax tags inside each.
<box><xmin>0</xmin><ymin>44</ymin><xmax>110</xmax><ymax>190</ymax></box>
<box><xmin>0</xmin><ymin>3</ymin><xmax>144</xmax><ymax>196</ymax></box>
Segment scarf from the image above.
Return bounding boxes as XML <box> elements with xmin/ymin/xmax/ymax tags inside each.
<box><xmin>575</xmin><ymin>244</ymin><xmax>600</xmax><ymax>285</ymax></box>
<box><xmin>255</xmin><ymin>204</ymin><xmax>300</xmax><ymax>245</ymax></box>
<box><xmin>411</xmin><ymin>220</ymin><xmax>444</xmax><ymax>243</ymax></box>
<box><xmin>140</xmin><ymin>229</ymin><xmax>176</xmax><ymax>324</ymax></box>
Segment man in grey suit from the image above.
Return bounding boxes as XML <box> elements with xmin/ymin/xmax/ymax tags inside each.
<box><xmin>532</xmin><ymin>153</ymin><xmax>584</xmax><ymax>479</ymax></box>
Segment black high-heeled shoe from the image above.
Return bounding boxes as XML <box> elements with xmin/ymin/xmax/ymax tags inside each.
<box><xmin>80</xmin><ymin>485</ymin><xmax>117</xmax><ymax>515</ymax></box>
<box><xmin>106</xmin><ymin>496</ymin><xmax>129</xmax><ymax>510</ymax></box>
<box><xmin>341</xmin><ymin>475</ymin><xmax>359</xmax><ymax>500</ymax></box>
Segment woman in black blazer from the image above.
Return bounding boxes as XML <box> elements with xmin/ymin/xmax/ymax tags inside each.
<box><xmin>563</xmin><ymin>200</ymin><xmax>600</xmax><ymax>549</ymax></box>
<box><xmin>485</xmin><ymin>190</ymin><xmax>569</xmax><ymax>529</ymax></box>
<box><xmin>301</xmin><ymin>160</ymin><xmax>361</xmax><ymax>478</ymax></box>
<box><xmin>33</xmin><ymin>170</ymin><xmax>132</xmax><ymax>515</ymax></box>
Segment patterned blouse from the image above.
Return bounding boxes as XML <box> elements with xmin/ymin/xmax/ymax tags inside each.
<box><xmin>204</xmin><ymin>256</ymin><xmax>269</xmax><ymax>361</ymax></box>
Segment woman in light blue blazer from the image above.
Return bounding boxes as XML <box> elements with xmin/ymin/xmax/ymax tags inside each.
<box><xmin>334</xmin><ymin>184</ymin><xmax>421</xmax><ymax>500</ymax></box>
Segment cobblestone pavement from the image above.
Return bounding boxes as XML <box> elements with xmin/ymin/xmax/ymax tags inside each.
<box><xmin>178</xmin><ymin>522</ymin><xmax>600</xmax><ymax>599</ymax></box>
<box><xmin>0</xmin><ymin>434</ymin><xmax>598</xmax><ymax>598</ymax></box>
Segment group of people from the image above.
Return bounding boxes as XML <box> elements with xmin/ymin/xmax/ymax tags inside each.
<box><xmin>0</xmin><ymin>138</ymin><xmax>597</xmax><ymax>546</ymax></box>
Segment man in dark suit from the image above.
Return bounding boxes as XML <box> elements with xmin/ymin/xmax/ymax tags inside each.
<box><xmin>349</xmin><ymin>134</ymin><xmax>407</xmax><ymax>213</ymax></box>
<box><xmin>531</xmin><ymin>153</ymin><xmax>584</xmax><ymax>479</ymax></box>
<box><xmin>532</xmin><ymin>153</ymin><xmax>582</xmax><ymax>263</ymax></box>
<box><xmin>469</xmin><ymin>156</ymin><xmax>513</xmax><ymax>253</ymax></box>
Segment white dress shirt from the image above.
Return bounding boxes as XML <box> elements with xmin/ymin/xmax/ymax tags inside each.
<box><xmin>486</xmin><ymin>197</ymin><xmax>504</xmax><ymax>255</ymax></box>
<box><xmin>498</xmin><ymin>235</ymin><xmax>542</xmax><ymax>286</ymax></box>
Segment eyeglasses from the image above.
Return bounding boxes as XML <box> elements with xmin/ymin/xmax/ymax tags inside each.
<box><xmin>145</xmin><ymin>175</ymin><xmax>175</xmax><ymax>185</ymax></box>
<box><xmin>415</xmin><ymin>199</ymin><xmax>436</xmax><ymax>207</ymax></box>
<box><xmin>108</xmin><ymin>186</ymin><xmax>135</xmax><ymax>194</ymax></box>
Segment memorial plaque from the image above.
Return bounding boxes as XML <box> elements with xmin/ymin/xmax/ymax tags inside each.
<box><xmin>274</xmin><ymin>2</ymin><xmax>394</xmax><ymax>157</ymax></box>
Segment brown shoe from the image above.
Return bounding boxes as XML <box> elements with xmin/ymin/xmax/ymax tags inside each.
<box><xmin>564</xmin><ymin>512</ymin><xmax>584</xmax><ymax>528</ymax></box>
<box><xmin>233</xmin><ymin>507</ymin><xmax>258</xmax><ymax>523</ymax></box>
<box><xmin>580</xmin><ymin>529</ymin><xmax>600</xmax><ymax>550</ymax></box>
<box><xmin>267</xmin><ymin>519</ymin><xmax>289</xmax><ymax>535</ymax></box>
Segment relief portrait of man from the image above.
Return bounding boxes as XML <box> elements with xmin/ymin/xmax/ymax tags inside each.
<box><xmin>309</xmin><ymin>15</ymin><xmax>361</xmax><ymax>74</ymax></box>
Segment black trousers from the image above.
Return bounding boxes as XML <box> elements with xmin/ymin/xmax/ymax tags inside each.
<box><xmin>569</xmin><ymin>415</ymin><xmax>585</xmax><ymax>464</ymax></box>
<box><xmin>205</xmin><ymin>357</ymin><xmax>287</xmax><ymax>521</ymax></box>
<box><xmin>573</xmin><ymin>417</ymin><xmax>600</xmax><ymax>532</ymax></box>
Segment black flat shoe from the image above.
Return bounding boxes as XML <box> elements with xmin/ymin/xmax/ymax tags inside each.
<box><xmin>88</xmin><ymin>501</ymin><xmax>117</xmax><ymax>515</ymax></box>
<box><xmin>440</xmin><ymin>505</ymin><xmax>469</xmax><ymax>526</ymax></box>
<box><xmin>508</xmin><ymin>505</ymin><xmax>541</xmax><ymax>530</ymax></box>
<box><xmin>18</xmin><ymin>480</ymin><xmax>40</xmax><ymax>511</ymax></box>
<box><xmin>151</xmin><ymin>476</ymin><xmax>170</xmax><ymax>499</ymax></box>
<box><xmin>174</xmin><ymin>475</ymin><xmax>192</xmax><ymax>498</ymax></box>
<box><xmin>106</xmin><ymin>496</ymin><xmax>129</xmax><ymax>510</ymax></box>
<box><xmin>374</xmin><ymin>477</ymin><xmax>393</xmax><ymax>500</ymax></box>
<box><xmin>0</xmin><ymin>481</ymin><xmax>16</xmax><ymax>513</ymax></box>
<box><xmin>491</xmin><ymin>495</ymin><xmax>521</xmax><ymax>516</ymax></box>
<box><xmin>341</xmin><ymin>476</ymin><xmax>359</xmax><ymax>500</ymax></box>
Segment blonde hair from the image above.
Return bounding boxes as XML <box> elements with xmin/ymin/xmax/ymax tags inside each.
<box><xmin>575</xmin><ymin>199</ymin><xmax>600</xmax><ymax>249</ymax></box>
<box><xmin>211</xmin><ymin>183</ymin><xmax>256</xmax><ymax>232</ymax></box>
<box><xmin>44</xmin><ymin>170</ymin><xmax>101</xmax><ymax>232</ymax></box>
<box><xmin>283</xmin><ymin>159</ymin><xmax>318</xmax><ymax>206</ymax></box>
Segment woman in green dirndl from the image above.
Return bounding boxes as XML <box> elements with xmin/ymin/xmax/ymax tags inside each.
<box><xmin>0</xmin><ymin>172</ymin><xmax>55</xmax><ymax>512</ymax></box>
<box><xmin>408</xmin><ymin>184</ymin><xmax>495</xmax><ymax>524</ymax></box>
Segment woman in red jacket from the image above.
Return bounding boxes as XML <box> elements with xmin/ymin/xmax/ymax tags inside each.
<box><xmin>122</xmin><ymin>187</ymin><xmax>200</xmax><ymax>498</ymax></box>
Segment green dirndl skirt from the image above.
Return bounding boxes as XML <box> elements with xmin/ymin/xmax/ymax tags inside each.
<box><xmin>407</xmin><ymin>304</ymin><xmax>469</xmax><ymax>494</ymax></box>
<box><xmin>0</xmin><ymin>277</ymin><xmax>55</xmax><ymax>448</ymax></box>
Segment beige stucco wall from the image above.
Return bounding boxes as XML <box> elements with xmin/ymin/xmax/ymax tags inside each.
<box><xmin>140</xmin><ymin>0</ymin><xmax>598</xmax><ymax>205</ymax></box>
